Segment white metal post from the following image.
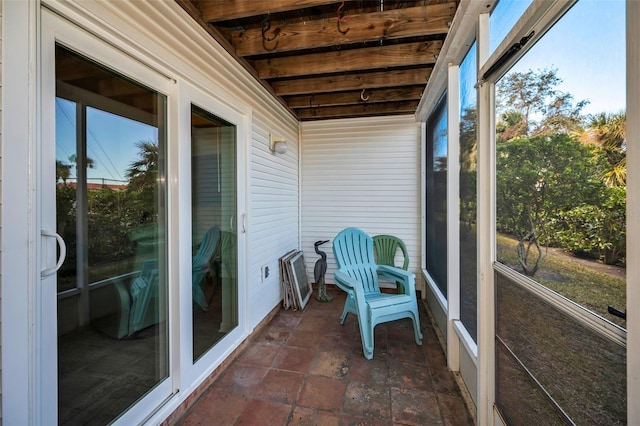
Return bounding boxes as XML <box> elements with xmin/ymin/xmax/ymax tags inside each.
<box><xmin>447</xmin><ymin>64</ymin><xmax>461</xmax><ymax>371</ymax></box>
<box><xmin>476</xmin><ymin>11</ymin><xmax>495</xmax><ymax>426</ymax></box>
<box><xmin>626</xmin><ymin>0</ymin><xmax>639</xmax><ymax>424</ymax></box>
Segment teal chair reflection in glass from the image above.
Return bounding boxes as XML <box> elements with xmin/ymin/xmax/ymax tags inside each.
<box><xmin>332</xmin><ymin>227</ymin><xmax>422</xmax><ymax>359</ymax></box>
<box><xmin>192</xmin><ymin>225</ymin><xmax>221</xmax><ymax>311</ymax></box>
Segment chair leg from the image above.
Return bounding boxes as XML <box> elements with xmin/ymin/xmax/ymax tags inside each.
<box><xmin>357</xmin><ymin>317</ymin><xmax>374</xmax><ymax>360</ymax></box>
<box><xmin>411</xmin><ymin>309</ymin><xmax>423</xmax><ymax>345</ymax></box>
<box><xmin>340</xmin><ymin>295</ymin><xmax>356</xmax><ymax>324</ymax></box>
<box><xmin>340</xmin><ymin>307</ymin><xmax>349</xmax><ymax>324</ymax></box>
<box><xmin>354</xmin><ymin>305</ymin><xmax>375</xmax><ymax>359</ymax></box>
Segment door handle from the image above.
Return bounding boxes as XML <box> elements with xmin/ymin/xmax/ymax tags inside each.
<box><xmin>41</xmin><ymin>229</ymin><xmax>66</xmax><ymax>277</ymax></box>
<box><xmin>241</xmin><ymin>213</ymin><xmax>247</xmax><ymax>234</ymax></box>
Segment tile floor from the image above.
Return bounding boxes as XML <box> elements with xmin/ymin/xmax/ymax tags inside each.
<box><xmin>175</xmin><ymin>289</ymin><xmax>475</xmax><ymax>426</ymax></box>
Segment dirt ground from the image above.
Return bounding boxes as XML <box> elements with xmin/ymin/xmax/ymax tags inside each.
<box><xmin>545</xmin><ymin>245</ymin><xmax>626</xmax><ymax>280</ymax></box>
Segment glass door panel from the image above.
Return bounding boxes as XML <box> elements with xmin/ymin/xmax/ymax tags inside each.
<box><xmin>459</xmin><ymin>42</ymin><xmax>478</xmax><ymax>342</ymax></box>
<box><xmin>55</xmin><ymin>44</ymin><xmax>168</xmax><ymax>424</ymax></box>
<box><xmin>191</xmin><ymin>105</ymin><xmax>238</xmax><ymax>361</ymax></box>
<box><xmin>425</xmin><ymin>94</ymin><xmax>448</xmax><ymax>297</ymax></box>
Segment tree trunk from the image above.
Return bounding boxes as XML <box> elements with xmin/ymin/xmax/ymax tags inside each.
<box><xmin>517</xmin><ymin>234</ymin><xmax>545</xmax><ymax>276</ymax></box>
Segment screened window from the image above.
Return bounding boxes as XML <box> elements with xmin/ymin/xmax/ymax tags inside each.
<box><xmin>425</xmin><ymin>94</ymin><xmax>448</xmax><ymax>297</ymax></box>
<box><xmin>494</xmin><ymin>0</ymin><xmax>626</xmax><ymax>325</ymax></box>
<box><xmin>494</xmin><ymin>0</ymin><xmax>626</xmax><ymax>423</ymax></box>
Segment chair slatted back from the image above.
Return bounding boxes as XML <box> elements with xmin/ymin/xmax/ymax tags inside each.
<box><xmin>333</xmin><ymin>228</ymin><xmax>379</xmax><ymax>294</ymax></box>
<box><xmin>193</xmin><ymin>225</ymin><xmax>220</xmax><ymax>269</ymax></box>
<box><xmin>373</xmin><ymin>234</ymin><xmax>409</xmax><ymax>270</ymax></box>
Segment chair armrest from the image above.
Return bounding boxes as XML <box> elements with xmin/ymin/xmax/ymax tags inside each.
<box><xmin>334</xmin><ymin>269</ymin><xmax>356</xmax><ymax>292</ymax></box>
<box><xmin>334</xmin><ymin>269</ymin><xmax>366</xmax><ymax>300</ymax></box>
<box><xmin>376</xmin><ymin>265</ymin><xmax>416</xmax><ymax>295</ymax></box>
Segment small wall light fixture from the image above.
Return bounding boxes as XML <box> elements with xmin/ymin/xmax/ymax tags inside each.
<box><xmin>269</xmin><ymin>134</ymin><xmax>288</xmax><ymax>154</ymax></box>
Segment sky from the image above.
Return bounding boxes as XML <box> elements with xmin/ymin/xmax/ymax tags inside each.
<box><xmin>499</xmin><ymin>0</ymin><xmax>626</xmax><ymax>116</ymax></box>
<box><xmin>56</xmin><ymin>98</ymin><xmax>158</xmax><ymax>183</ymax></box>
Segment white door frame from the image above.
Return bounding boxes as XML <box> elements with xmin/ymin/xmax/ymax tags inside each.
<box><xmin>176</xmin><ymin>80</ymin><xmax>251</xmax><ymax>391</ymax></box>
<box><xmin>1</xmin><ymin>1</ymin><xmax>39</xmax><ymax>424</ymax></box>
<box><xmin>40</xmin><ymin>8</ymin><xmax>174</xmax><ymax>425</ymax></box>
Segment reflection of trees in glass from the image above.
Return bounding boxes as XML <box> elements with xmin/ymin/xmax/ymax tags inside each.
<box><xmin>56</xmin><ymin>184</ymin><xmax>77</xmax><ymax>289</ymax></box>
<box><xmin>126</xmin><ymin>140</ymin><xmax>158</xmax><ymax>191</ymax></box>
<box><xmin>459</xmin><ymin>107</ymin><xmax>477</xmax><ymax>236</ymax></box>
<box><xmin>68</xmin><ymin>153</ymin><xmax>95</xmax><ymax>171</ymax></box>
<box><xmin>56</xmin><ymin>161</ymin><xmax>72</xmax><ymax>184</ymax></box>
<box><xmin>56</xmin><ymin>140</ymin><xmax>160</xmax><ymax>285</ymax></box>
<box><xmin>56</xmin><ymin>154</ymin><xmax>96</xmax><ymax>184</ymax></box>
<box><xmin>126</xmin><ymin>140</ymin><xmax>158</xmax><ymax>224</ymax></box>
<box><xmin>434</xmin><ymin>156</ymin><xmax>447</xmax><ymax>172</ymax></box>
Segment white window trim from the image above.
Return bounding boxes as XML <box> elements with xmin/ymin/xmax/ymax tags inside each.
<box><xmin>174</xmin><ymin>79</ymin><xmax>251</xmax><ymax>396</ymax></box>
<box><xmin>1</xmin><ymin>1</ymin><xmax>38</xmax><ymax>425</ymax></box>
<box><xmin>627</xmin><ymin>1</ymin><xmax>640</xmax><ymax>423</ymax></box>
<box><xmin>453</xmin><ymin>319</ymin><xmax>478</xmax><ymax>364</ymax></box>
<box><xmin>446</xmin><ymin>63</ymin><xmax>461</xmax><ymax>371</ymax></box>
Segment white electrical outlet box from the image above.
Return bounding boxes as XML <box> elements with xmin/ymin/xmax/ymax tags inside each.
<box><xmin>261</xmin><ymin>265</ymin><xmax>269</xmax><ymax>282</ymax></box>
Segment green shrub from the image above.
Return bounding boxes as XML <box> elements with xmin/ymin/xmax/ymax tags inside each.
<box><xmin>549</xmin><ymin>187</ymin><xmax>626</xmax><ymax>265</ymax></box>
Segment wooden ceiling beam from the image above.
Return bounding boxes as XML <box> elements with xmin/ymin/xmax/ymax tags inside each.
<box><xmin>255</xmin><ymin>40</ymin><xmax>442</xmax><ymax>79</ymax></box>
<box><xmin>232</xmin><ymin>3</ymin><xmax>455</xmax><ymax>56</ymax></box>
<box><xmin>296</xmin><ymin>100</ymin><xmax>418</xmax><ymax>120</ymax></box>
<box><xmin>271</xmin><ymin>67</ymin><xmax>432</xmax><ymax>96</ymax></box>
<box><xmin>200</xmin><ymin>0</ymin><xmax>353</xmax><ymax>23</ymax></box>
<box><xmin>286</xmin><ymin>86</ymin><xmax>424</xmax><ymax>109</ymax></box>
<box><xmin>175</xmin><ymin>0</ymin><xmax>297</xmax><ymax>118</ymax></box>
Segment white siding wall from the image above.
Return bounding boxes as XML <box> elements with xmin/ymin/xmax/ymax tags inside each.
<box><xmin>248</xmin><ymin>117</ymin><xmax>299</xmax><ymax>326</ymax></box>
<box><xmin>300</xmin><ymin>115</ymin><xmax>422</xmax><ymax>286</ymax></box>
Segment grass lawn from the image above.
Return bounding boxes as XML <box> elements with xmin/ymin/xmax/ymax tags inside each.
<box><xmin>495</xmin><ymin>233</ymin><xmax>626</xmax><ymax>424</ymax></box>
<box><xmin>496</xmin><ymin>233</ymin><xmax>626</xmax><ymax>328</ymax></box>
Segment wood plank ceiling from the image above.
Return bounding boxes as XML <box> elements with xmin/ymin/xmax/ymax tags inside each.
<box><xmin>177</xmin><ymin>0</ymin><xmax>458</xmax><ymax>121</ymax></box>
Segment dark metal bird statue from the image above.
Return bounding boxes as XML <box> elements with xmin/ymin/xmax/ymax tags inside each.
<box><xmin>313</xmin><ymin>240</ymin><xmax>333</xmax><ymax>302</ymax></box>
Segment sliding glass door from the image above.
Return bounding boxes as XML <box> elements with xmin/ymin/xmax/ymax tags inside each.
<box><xmin>41</xmin><ymin>11</ymin><xmax>173</xmax><ymax>424</ymax></box>
<box><xmin>190</xmin><ymin>105</ymin><xmax>238</xmax><ymax>361</ymax></box>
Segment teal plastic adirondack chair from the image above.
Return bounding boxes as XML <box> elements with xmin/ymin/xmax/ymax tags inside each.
<box><xmin>332</xmin><ymin>228</ymin><xmax>422</xmax><ymax>359</ymax></box>
<box><xmin>192</xmin><ymin>225</ymin><xmax>221</xmax><ymax>310</ymax></box>
<box><xmin>207</xmin><ymin>230</ymin><xmax>236</xmax><ymax>306</ymax></box>
<box><xmin>129</xmin><ymin>259</ymin><xmax>160</xmax><ymax>335</ymax></box>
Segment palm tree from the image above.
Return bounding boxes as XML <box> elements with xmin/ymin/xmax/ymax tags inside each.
<box><xmin>125</xmin><ymin>140</ymin><xmax>159</xmax><ymax>224</ymax></box>
<box><xmin>126</xmin><ymin>140</ymin><xmax>158</xmax><ymax>191</ymax></box>
<box><xmin>580</xmin><ymin>112</ymin><xmax>626</xmax><ymax>187</ymax></box>
<box><xmin>56</xmin><ymin>160</ymin><xmax>72</xmax><ymax>184</ymax></box>
<box><xmin>496</xmin><ymin>110</ymin><xmax>527</xmax><ymax>143</ymax></box>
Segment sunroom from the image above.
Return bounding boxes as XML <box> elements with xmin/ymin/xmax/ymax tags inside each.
<box><xmin>1</xmin><ymin>0</ymin><xmax>637</xmax><ymax>425</ymax></box>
